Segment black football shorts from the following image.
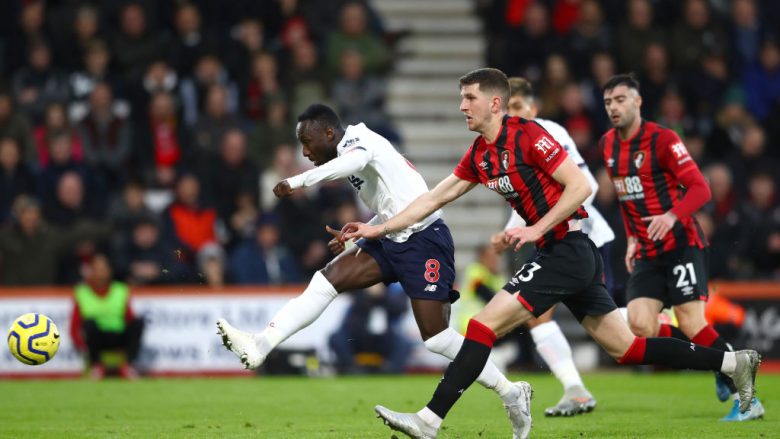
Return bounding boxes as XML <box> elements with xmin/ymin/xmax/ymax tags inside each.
<box><xmin>626</xmin><ymin>245</ymin><xmax>709</xmax><ymax>308</ymax></box>
<box><xmin>503</xmin><ymin>231</ymin><xmax>617</xmax><ymax>321</ymax></box>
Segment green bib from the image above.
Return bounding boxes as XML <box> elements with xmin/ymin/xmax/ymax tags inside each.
<box><xmin>455</xmin><ymin>263</ymin><xmax>505</xmax><ymax>333</ymax></box>
<box><xmin>74</xmin><ymin>282</ymin><xmax>129</xmax><ymax>333</ymax></box>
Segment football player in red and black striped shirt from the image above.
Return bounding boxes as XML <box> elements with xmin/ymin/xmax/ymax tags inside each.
<box><xmin>601</xmin><ymin>74</ymin><xmax>763</xmax><ymax>420</ymax></box>
<box><xmin>343</xmin><ymin>68</ymin><xmax>760</xmax><ymax>438</ymax></box>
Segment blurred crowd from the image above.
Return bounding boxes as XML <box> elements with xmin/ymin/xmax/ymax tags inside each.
<box><xmin>478</xmin><ymin>0</ymin><xmax>780</xmax><ymax>281</ymax></box>
<box><xmin>0</xmin><ymin>0</ymin><xmax>402</xmax><ymax>286</ymax></box>
<box><xmin>0</xmin><ymin>0</ymin><xmax>777</xmax><ymax>288</ymax></box>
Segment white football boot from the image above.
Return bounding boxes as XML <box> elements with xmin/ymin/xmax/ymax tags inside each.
<box><xmin>374</xmin><ymin>406</ymin><xmax>438</xmax><ymax>439</ymax></box>
<box><xmin>503</xmin><ymin>381</ymin><xmax>533</xmax><ymax>439</ymax></box>
<box><xmin>216</xmin><ymin>318</ymin><xmax>264</xmax><ymax>369</ymax></box>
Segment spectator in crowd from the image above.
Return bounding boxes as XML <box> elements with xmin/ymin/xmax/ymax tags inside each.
<box><xmin>656</xmin><ymin>88</ymin><xmax>695</xmax><ymax>137</ymax></box>
<box><xmin>242</xmin><ymin>51</ymin><xmax>284</xmax><ymax>122</ymax></box>
<box><xmin>670</xmin><ymin>0</ymin><xmax>727</xmax><ymax>71</ymax></box>
<box><xmin>615</xmin><ymin>0</ymin><xmax>666</xmax><ymax>73</ymax></box>
<box><xmin>191</xmin><ymin>84</ymin><xmax>243</xmax><ymax>162</ymax></box>
<box><xmin>107</xmin><ymin>180</ymin><xmax>154</xmax><ymax>254</ymax></box>
<box><xmin>128</xmin><ymin>60</ymin><xmax>179</xmax><ymax>124</ymax></box>
<box><xmin>743</xmin><ymin>37</ymin><xmax>780</xmax><ymax>123</ymax></box>
<box><xmin>225</xmin><ymin>18</ymin><xmax>266</xmax><ymax>80</ymax></box>
<box><xmin>248</xmin><ymin>97</ymin><xmax>296</xmax><ymax>169</ymax></box>
<box><xmin>11</xmin><ymin>39</ymin><xmax>69</xmax><ymax>125</ymax></box>
<box><xmin>326</xmin><ymin>2</ymin><xmax>390</xmax><ymax>77</ymax></box>
<box><xmin>0</xmin><ymin>195</ymin><xmax>109</xmax><ymax>285</ymax></box>
<box><xmin>43</xmin><ymin>171</ymin><xmax>103</xmax><ymax>227</ymax></box>
<box><xmin>684</xmin><ymin>48</ymin><xmax>731</xmax><ymax>123</ymax></box>
<box><xmin>727</xmin><ymin>0</ymin><xmax>764</xmax><ymax>70</ymax></box>
<box><xmin>69</xmin><ymin>39</ymin><xmax>124</xmax><ymax>105</ymax></box>
<box><xmin>703</xmin><ymin>163</ymin><xmax>744</xmax><ymax>279</ymax></box>
<box><xmin>727</xmin><ymin>123</ymin><xmax>778</xmax><ymax>195</ymax></box>
<box><xmin>161</xmin><ymin>172</ymin><xmax>223</xmax><ymax>283</ymax></box>
<box><xmin>638</xmin><ymin>42</ymin><xmax>675</xmax><ymax>118</ymax></box>
<box><xmin>135</xmin><ymin>91</ymin><xmax>189</xmax><ymax>188</ymax></box>
<box><xmin>0</xmin><ymin>89</ymin><xmax>37</xmax><ymax>164</ymax></box>
<box><xmin>169</xmin><ymin>3</ymin><xmax>220</xmax><ymax>78</ymax></box>
<box><xmin>582</xmin><ymin>51</ymin><xmax>616</xmax><ymax>133</ymax></box>
<box><xmin>332</xmin><ymin>49</ymin><xmax>399</xmax><ymax>145</ymax></box>
<box><xmin>228</xmin><ymin>214</ymin><xmax>301</xmax><ymax>284</ymax></box>
<box><xmin>77</xmin><ymin>82</ymin><xmax>132</xmax><ymax>191</ymax></box>
<box><xmin>34</xmin><ymin>102</ymin><xmax>83</xmax><ymax>167</ymax></box>
<box><xmin>181</xmin><ymin>54</ymin><xmax>240</xmax><ymax>127</ymax></box>
<box><xmin>504</xmin><ymin>1</ymin><xmax>559</xmax><ymax>81</ymax></box>
<box><xmin>3</xmin><ymin>0</ymin><xmax>48</xmax><ymax>75</ymax></box>
<box><xmin>0</xmin><ymin>138</ymin><xmax>35</xmax><ymax>223</ymax></box>
<box><xmin>37</xmin><ymin>131</ymin><xmax>102</xmax><ymax>210</ymax></box>
<box><xmin>205</xmin><ymin>129</ymin><xmax>259</xmax><ymax>235</ymax></box>
<box><xmin>328</xmin><ymin>283</ymin><xmax>410</xmax><ymax>374</ymax></box>
<box><xmin>740</xmin><ymin>171</ymin><xmax>780</xmax><ymax>279</ymax></box>
<box><xmin>566</xmin><ymin>0</ymin><xmax>611</xmax><ymax>79</ymax></box>
<box><xmin>537</xmin><ymin>54</ymin><xmax>571</xmax><ymax>119</ymax></box>
<box><xmin>115</xmin><ymin>215</ymin><xmax>192</xmax><ymax>285</ymax></box>
<box><xmin>55</xmin><ymin>5</ymin><xmax>102</xmax><ymax>71</ymax></box>
<box><xmin>260</xmin><ymin>144</ymin><xmax>298</xmax><ymax>211</ymax></box>
<box><xmin>285</xmin><ymin>39</ymin><xmax>329</xmax><ymax>118</ymax></box>
<box><xmin>706</xmin><ymin>89</ymin><xmax>755</xmax><ymax>160</ymax></box>
<box><xmin>70</xmin><ymin>253</ymin><xmax>144</xmax><ymax>380</ymax></box>
<box><xmin>112</xmin><ymin>3</ymin><xmax>162</xmax><ymax>82</ymax></box>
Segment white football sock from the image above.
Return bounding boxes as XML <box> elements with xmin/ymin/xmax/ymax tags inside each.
<box><xmin>720</xmin><ymin>351</ymin><xmax>737</xmax><ymax>376</ymax></box>
<box><xmin>256</xmin><ymin>271</ymin><xmax>338</xmax><ymax>357</ymax></box>
<box><xmin>424</xmin><ymin>328</ymin><xmax>514</xmax><ymax>401</ymax></box>
<box><xmin>416</xmin><ymin>407</ymin><xmax>442</xmax><ymax>429</ymax></box>
<box><xmin>531</xmin><ymin>321</ymin><xmax>584</xmax><ymax>391</ymax></box>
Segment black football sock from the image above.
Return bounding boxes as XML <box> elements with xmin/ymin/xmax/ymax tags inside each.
<box><xmin>619</xmin><ymin>337</ymin><xmax>725</xmax><ymax>371</ymax></box>
<box><xmin>691</xmin><ymin>325</ymin><xmax>738</xmax><ymax>393</ymax></box>
<box><xmin>657</xmin><ymin>323</ymin><xmax>689</xmax><ymax>341</ymax></box>
<box><xmin>426</xmin><ymin>319</ymin><xmax>496</xmax><ymax>419</ymax></box>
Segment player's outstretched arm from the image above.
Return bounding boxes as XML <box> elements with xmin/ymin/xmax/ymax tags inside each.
<box><xmin>342</xmin><ymin>173</ymin><xmax>476</xmax><ymax>240</ymax></box>
<box><xmin>506</xmin><ymin>157</ymin><xmax>591</xmax><ymax>249</ymax></box>
<box><xmin>274</xmin><ymin>148</ymin><xmax>372</xmax><ymax>197</ymax></box>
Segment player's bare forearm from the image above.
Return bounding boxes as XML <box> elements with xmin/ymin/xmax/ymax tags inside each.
<box><xmin>534</xmin><ymin>159</ymin><xmax>592</xmax><ymax>235</ymax></box>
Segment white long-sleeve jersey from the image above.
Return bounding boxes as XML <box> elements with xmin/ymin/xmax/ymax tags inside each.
<box><xmin>286</xmin><ymin>123</ymin><xmax>441</xmax><ymax>243</ymax></box>
<box><xmin>504</xmin><ymin>118</ymin><xmax>615</xmax><ymax>248</ymax></box>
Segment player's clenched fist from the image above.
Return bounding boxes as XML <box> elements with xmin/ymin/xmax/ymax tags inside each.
<box><xmin>273</xmin><ymin>180</ymin><xmax>294</xmax><ymax>197</ymax></box>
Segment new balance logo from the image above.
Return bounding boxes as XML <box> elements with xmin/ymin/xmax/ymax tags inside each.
<box><xmin>690</xmin><ymin>343</ymin><xmax>696</xmax><ymax>351</ymax></box>
<box><xmin>424</xmin><ymin>284</ymin><xmax>438</xmax><ymax>292</ymax></box>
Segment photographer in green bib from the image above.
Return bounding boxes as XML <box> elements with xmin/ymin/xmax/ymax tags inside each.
<box><xmin>70</xmin><ymin>253</ymin><xmax>144</xmax><ymax>379</ymax></box>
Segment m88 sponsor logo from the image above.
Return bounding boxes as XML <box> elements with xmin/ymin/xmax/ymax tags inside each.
<box><xmin>612</xmin><ymin>176</ymin><xmax>645</xmax><ymax>201</ymax></box>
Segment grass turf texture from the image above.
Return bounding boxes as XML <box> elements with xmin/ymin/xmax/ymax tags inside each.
<box><xmin>0</xmin><ymin>372</ymin><xmax>775</xmax><ymax>438</ymax></box>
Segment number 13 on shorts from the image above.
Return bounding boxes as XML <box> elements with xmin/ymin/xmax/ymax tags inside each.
<box><xmin>516</xmin><ymin>262</ymin><xmax>541</xmax><ymax>282</ymax></box>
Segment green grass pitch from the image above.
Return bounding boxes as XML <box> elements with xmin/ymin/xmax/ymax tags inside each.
<box><xmin>0</xmin><ymin>372</ymin><xmax>776</xmax><ymax>438</ymax></box>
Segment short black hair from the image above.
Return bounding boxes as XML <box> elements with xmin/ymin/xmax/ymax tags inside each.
<box><xmin>602</xmin><ymin>74</ymin><xmax>640</xmax><ymax>94</ymax></box>
<box><xmin>459</xmin><ymin>68</ymin><xmax>510</xmax><ymax>109</ymax></box>
<box><xmin>297</xmin><ymin>104</ymin><xmax>342</xmax><ymax>130</ymax></box>
<box><xmin>508</xmin><ymin>77</ymin><xmax>534</xmax><ymax>100</ymax></box>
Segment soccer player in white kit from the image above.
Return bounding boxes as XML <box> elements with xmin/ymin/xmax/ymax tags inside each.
<box><xmin>488</xmin><ymin>77</ymin><xmax>616</xmax><ymax>416</ymax></box>
<box><xmin>216</xmin><ymin>104</ymin><xmax>531</xmax><ymax>436</ymax></box>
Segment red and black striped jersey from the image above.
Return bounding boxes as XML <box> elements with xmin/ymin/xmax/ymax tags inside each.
<box><xmin>600</xmin><ymin>120</ymin><xmax>708</xmax><ymax>260</ymax></box>
<box><xmin>454</xmin><ymin>115</ymin><xmax>588</xmax><ymax>249</ymax></box>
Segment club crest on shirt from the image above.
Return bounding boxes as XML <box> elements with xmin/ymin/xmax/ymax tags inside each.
<box><xmin>633</xmin><ymin>151</ymin><xmax>645</xmax><ymax>169</ymax></box>
<box><xmin>501</xmin><ymin>151</ymin><xmax>510</xmax><ymax>170</ymax></box>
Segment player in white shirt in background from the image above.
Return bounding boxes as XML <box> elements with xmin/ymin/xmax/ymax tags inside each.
<box><xmin>489</xmin><ymin>77</ymin><xmax>616</xmax><ymax>416</ymax></box>
<box><xmin>217</xmin><ymin>104</ymin><xmax>531</xmax><ymax>437</ymax></box>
